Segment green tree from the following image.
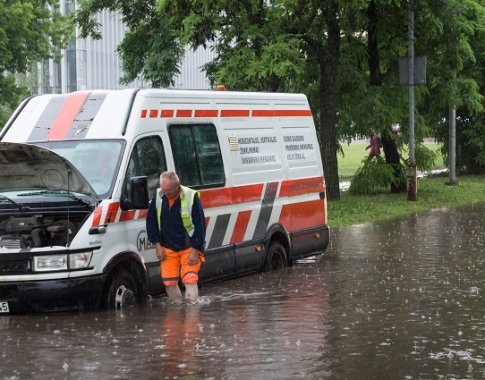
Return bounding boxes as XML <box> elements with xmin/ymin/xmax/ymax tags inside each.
<box><xmin>75</xmin><ymin>0</ymin><xmax>485</xmax><ymax>198</ymax></box>
<box><xmin>0</xmin><ymin>0</ymin><xmax>72</xmax><ymax>127</ymax></box>
<box><xmin>172</xmin><ymin>0</ymin><xmax>345</xmax><ymax>200</ymax></box>
<box><xmin>424</xmin><ymin>1</ymin><xmax>485</xmax><ymax>174</ymax></box>
<box><xmin>326</xmin><ymin>0</ymin><xmax>485</xmax><ymax>183</ymax></box>
<box><xmin>75</xmin><ymin>0</ymin><xmax>183</xmax><ymax>86</ymax></box>
<box><xmin>338</xmin><ymin>0</ymin><xmax>485</xmax><ymax>174</ymax></box>
<box><xmin>76</xmin><ymin>0</ymin><xmax>352</xmax><ymax>199</ymax></box>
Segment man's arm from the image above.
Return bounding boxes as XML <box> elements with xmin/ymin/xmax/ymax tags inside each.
<box><xmin>146</xmin><ymin>196</ymin><xmax>162</xmax><ymax>245</ymax></box>
<box><xmin>146</xmin><ymin>196</ymin><xmax>167</xmax><ymax>260</ymax></box>
<box><xmin>190</xmin><ymin>194</ymin><xmax>206</xmax><ymax>252</ymax></box>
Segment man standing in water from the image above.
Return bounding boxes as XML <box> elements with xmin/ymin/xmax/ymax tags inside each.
<box><xmin>146</xmin><ymin>171</ymin><xmax>206</xmax><ymax>303</ymax></box>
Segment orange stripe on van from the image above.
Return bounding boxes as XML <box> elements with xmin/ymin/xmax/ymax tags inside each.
<box><xmin>230</xmin><ymin>210</ymin><xmax>252</xmax><ymax>244</ymax></box>
<box><xmin>120</xmin><ymin>209</ymin><xmax>136</xmax><ymax>222</ymax></box>
<box><xmin>92</xmin><ymin>205</ymin><xmax>103</xmax><ymax>227</ymax></box>
<box><xmin>161</xmin><ymin>109</ymin><xmax>174</xmax><ymax>118</ymax></box>
<box><xmin>105</xmin><ymin>202</ymin><xmax>120</xmax><ymax>223</ymax></box>
<box><xmin>140</xmin><ymin>108</ymin><xmax>311</xmax><ymax>119</ymax></box>
<box><xmin>195</xmin><ymin>109</ymin><xmax>218</xmax><ymax>117</ymax></box>
<box><xmin>220</xmin><ymin>109</ymin><xmax>250</xmax><ymax>117</ymax></box>
<box><xmin>138</xmin><ymin>209</ymin><xmax>148</xmax><ymax>219</ymax></box>
<box><xmin>47</xmin><ymin>92</ymin><xmax>89</xmax><ymax>140</ymax></box>
<box><xmin>252</xmin><ymin>109</ymin><xmax>312</xmax><ymax>117</ymax></box>
<box><xmin>200</xmin><ymin>184</ymin><xmax>264</xmax><ymax>208</ymax></box>
<box><xmin>176</xmin><ymin>109</ymin><xmax>192</xmax><ymax>117</ymax></box>
<box><xmin>279</xmin><ymin>199</ymin><xmax>326</xmax><ymax>231</ymax></box>
<box><xmin>279</xmin><ymin>176</ymin><xmax>324</xmax><ymax>197</ymax></box>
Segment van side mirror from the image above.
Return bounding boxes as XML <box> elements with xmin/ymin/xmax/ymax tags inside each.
<box><xmin>120</xmin><ymin>176</ymin><xmax>149</xmax><ymax>210</ymax></box>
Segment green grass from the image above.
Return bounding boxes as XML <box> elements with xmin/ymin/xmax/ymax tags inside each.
<box><xmin>338</xmin><ymin>141</ymin><xmax>368</xmax><ymax>179</ymax></box>
<box><xmin>338</xmin><ymin>141</ymin><xmax>445</xmax><ymax>179</ymax></box>
<box><xmin>328</xmin><ymin>175</ymin><xmax>485</xmax><ymax>228</ymax></box>
<box><xmin>331</xmin><ymin>141</ymin><xmax>484</xmax><ymax>228</ymax></box>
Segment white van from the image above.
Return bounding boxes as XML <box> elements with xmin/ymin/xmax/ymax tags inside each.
<box><xmin>0</xmin><ymin>89</ymin><xmax>328</xmax><ymax>313</ymax></box>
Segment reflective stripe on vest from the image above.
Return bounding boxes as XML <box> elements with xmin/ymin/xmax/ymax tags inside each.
<box><xmin>155</xmin><ymin>185</ymin><xmax>199</xmax><ymax>237</ymax></box>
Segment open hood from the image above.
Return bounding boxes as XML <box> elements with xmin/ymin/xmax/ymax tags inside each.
<box><xmin>0</xmin><ymin>142</ymin><xmax>98</xmax><ymax>198</ymax></box>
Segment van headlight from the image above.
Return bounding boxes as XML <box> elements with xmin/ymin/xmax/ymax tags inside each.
<box><xmin>33</xmin><ymin>252</ymin><xmax>93</xmax><ymax>272</ymax></box>
<box><xmin>34</xmin><ymin>255</ymin><xmax>67</xmax><ymax>271</ymax></box>
<box><xmin>69</xmin><ymin>252</ymin><xmax>93</xmax><ymax>269</ymax></box>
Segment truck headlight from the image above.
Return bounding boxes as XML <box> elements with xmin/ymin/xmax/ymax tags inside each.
<box><xmin>69</xmin><ymin>252</ymin><xmax>93</xmax><ymax>269</ymax></box>
<box><xmin>33</xmin><ymin>252</ymin><xmax>93</xmax><ymax>272</ymax></box>
<box><xmin>34</xmin><ymin>255</ymin><xmax>68</xmax><ymax>271</ymax></box>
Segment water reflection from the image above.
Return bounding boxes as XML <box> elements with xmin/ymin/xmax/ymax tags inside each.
<box><xmin>1</xmin><ymin>203</ymin><xmax>485</xmax><ymax>379</ymax></box>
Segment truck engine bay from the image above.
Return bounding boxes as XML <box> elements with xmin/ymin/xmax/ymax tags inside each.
<box><xmin>0</xmin><ymin>142</ymin><xmax>99</xmax><ymax>250</ymax></box>
<box><xmin>0</xmin><ymin>194</ymin><xmax>94</xmax><ymax>249</ymax></box>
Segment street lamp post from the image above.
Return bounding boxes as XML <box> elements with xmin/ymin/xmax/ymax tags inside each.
<box><xmin>407</xmin><ymin>0</ymin><xmax>417</xmax><ymax>201</ymax></box>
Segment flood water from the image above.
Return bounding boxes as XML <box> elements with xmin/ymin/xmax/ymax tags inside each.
<box><xmin>2</xmin><ymin>203</ymin><xmax>485</xmax><ymax>379</ymax></box>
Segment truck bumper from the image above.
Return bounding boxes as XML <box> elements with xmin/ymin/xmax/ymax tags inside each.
<box><xmin>0</xmin><ymin>274</ymin><xmax>107</xmax><ymax>313</ymax></box>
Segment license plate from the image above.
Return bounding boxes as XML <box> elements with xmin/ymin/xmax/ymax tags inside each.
<box><xmin>0</xmin><ymin>301</ymin><xmax>9</xmax><ymax>313</ymax></box>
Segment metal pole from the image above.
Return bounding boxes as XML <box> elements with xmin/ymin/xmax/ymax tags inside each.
<box><xmin>447</xmin><ymin>107</ymin><xmax>458</xmax><ymax>185</ymax></box>
<box><xmin>407</xmin><ymin>0</ymin><xmax>417</xmax><ymax>201</ymax></box>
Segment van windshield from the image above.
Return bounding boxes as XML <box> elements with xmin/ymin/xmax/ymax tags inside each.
<box><xmin>34</xmin><ymin>140</ymin><xmax>125</xmax><ymax>199</ymax></box>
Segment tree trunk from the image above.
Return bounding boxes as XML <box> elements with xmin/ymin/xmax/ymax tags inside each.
<box><xmin>319</xmin><ymin>1</ymin><xmax>341</xmax><ymax>201</ymax></box>
<box><xmin>367</xmin><ymin>0</ymin><xmax>383</xmax><ymax>85</ymax></box>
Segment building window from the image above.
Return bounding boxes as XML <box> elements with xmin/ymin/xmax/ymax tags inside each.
<box><xmin>66</xmin><ymin>40</ymin><xmax>77</xmax><ymax>92</ymax></box>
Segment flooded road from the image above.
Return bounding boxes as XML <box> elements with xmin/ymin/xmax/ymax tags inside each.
<box><xmin>2</xmin><ymin>203</ymin><xmax>485</xmax><ymax>379</ymax></box>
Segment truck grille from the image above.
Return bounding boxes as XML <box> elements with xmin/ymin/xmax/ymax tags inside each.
<box><xmin>0</xmin><ymin>260</ymin><xmax>30</xmax><ymax>274</ymax></box>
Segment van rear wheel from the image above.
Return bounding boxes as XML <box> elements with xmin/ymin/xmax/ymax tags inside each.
<box><xmin>265</xmin><ymin>241</ymin><xmax>288</xmax><ymax>271</ymax></box>
<box><xmin>106</xmin><ymin>269</ymin><xmax>138</xmax><ymax>310</ymax></box>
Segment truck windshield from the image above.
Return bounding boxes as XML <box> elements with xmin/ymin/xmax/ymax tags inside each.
<box><xmin>34</xmin><ymin>140</ymin><xmax>125</xmax><ymax>199</ymax></box>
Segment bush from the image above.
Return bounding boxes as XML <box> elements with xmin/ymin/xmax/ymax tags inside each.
<box><xmin>414</xmin><ymin>143</ymin><xmax>437</xmax><ymax>171</ymax></box>
<box><xmin>349</xmin><ymin>156</ymin><xmax>396</xmax><ymax>194</ymax></box>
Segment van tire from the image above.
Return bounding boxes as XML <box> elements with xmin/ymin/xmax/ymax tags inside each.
<box><xmin>264</xmin><ymin>241</ymin><xmax>287</xmax><ymax>271</ymax></box>
<box><xmin>106</xmin><ymin>269</ymin><xmax>139</xmax><ymax>310</ymax></box>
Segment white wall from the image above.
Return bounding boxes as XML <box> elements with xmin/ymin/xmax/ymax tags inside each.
<box><xmin>36</xmin><ymin>3</ymin><xmax>214</xmax><ymax>94</ymax></box>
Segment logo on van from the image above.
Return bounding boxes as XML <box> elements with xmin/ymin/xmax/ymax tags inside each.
<box><xmin>137</xmin><ymin>230</ymin><xmax>153</xmax><ymax>252</ymax></box>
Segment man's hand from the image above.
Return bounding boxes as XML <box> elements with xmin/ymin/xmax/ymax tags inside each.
<box><xmin>187</xmin><ymin>248</ymin><xmax>201</xmax><ymax>265</ymax></box>
<box><xmin>155</xmin><ymin>243</ymin><xmax>166</xmax><ymax>261</ymax></box>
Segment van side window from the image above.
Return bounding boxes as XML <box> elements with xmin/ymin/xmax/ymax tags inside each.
<box><xmin>169</xmin><ymin>124</ymin><xmax>225</xmax><ymax>188</ymax></box>
<box><xmin>126</xmin><ymin>136</ymin><xmax>167</xmax><ymax>198</ymax></box>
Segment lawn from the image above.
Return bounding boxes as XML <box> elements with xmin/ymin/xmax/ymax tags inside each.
<box><xmin>328</xmin><ymin>175</ymin><xmax>485</xmax><ymax>228</ymax></box>
<box><xmin>330</xmin><ymin>140</ymin><xmax>484</xmax><ymax>229</ymax></box>
<box><xmin>338</xmin><ymin>140</ymin><xmax>445</xmax><ymax>180</ymax></box>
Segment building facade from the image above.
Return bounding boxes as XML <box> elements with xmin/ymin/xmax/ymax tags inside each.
<box><xmin>36</xmin><ymin>1</ymin><xmax>214</xmax><ymax>94</ymax></box>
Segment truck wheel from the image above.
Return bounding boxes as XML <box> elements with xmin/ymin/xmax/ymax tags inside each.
<box><xmin>265</xmin><ymin>241</ymin><xmax>287</xmax><ymax>271</ymax></box>
<box><xmin>106</xmin><ymin>269</ymin><xmax>138</xmax><ymax>310</ymax></box>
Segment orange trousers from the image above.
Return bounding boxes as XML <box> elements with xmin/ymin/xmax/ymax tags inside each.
<box><xmin>161</xmin><ymin>247</ymin><xmax>204</xmax><ymax>287</ymax></box>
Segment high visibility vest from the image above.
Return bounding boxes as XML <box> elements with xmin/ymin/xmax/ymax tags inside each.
<box><xmin>155</xmin><ymin>185</ymin><xmax>199</xmax><ymax>237</ymax></box>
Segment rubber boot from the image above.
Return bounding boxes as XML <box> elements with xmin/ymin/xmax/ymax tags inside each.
<box><xmin>165</xmin><ymin>285</ymin><xmax>182</xmax><ymax>303</ymax></box>
<box><xmin>184</xmin><ymin>283</ymin><xmax>199</xmax><ymax>303</ymax></box>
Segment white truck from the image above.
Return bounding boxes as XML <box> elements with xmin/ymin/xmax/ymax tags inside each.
<box><xmin>0</xmin><ymin>89</ymin><xmax>328</xmax><ymax>313</ymax></box>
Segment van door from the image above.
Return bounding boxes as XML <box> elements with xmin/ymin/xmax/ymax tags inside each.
<box><xmin>167</xmin><ymin>122</ymin><xmax>236</xmax><ymax>281</ymax></box>
<box><xmin>122</xmin><ymin>134</ymin><xmax>168</xmax><ymax>294</ymax></box>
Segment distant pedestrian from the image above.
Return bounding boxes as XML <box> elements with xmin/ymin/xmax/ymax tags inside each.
<box><xmin>381</xmin><ymin>124</ymin><xmax>406</xmax><ymax>193</ymax></box>
<box><xmin>366</xmin><ymin>129</ymin><xmax>381</xmax><ymax>158</ymax></box>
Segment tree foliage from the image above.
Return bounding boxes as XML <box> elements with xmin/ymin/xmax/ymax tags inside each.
<box><xmin>76</xmin><ymin>0</ymin><xmax>183</xmax><ymax>86</ymax></box>
<box><xmin>74</xmin><ymin>0</ymin><xmax>485</xmax><ymax>198</ymax></box>
<box><xmin>349</xmin><ymin>156</ymin><xmax>397</xmax><ymax>195</ymax></box>
<box><xmin>0</xmin><ymin>0</ymin><xmax>72</xmax><ymax>126</ymax></box>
